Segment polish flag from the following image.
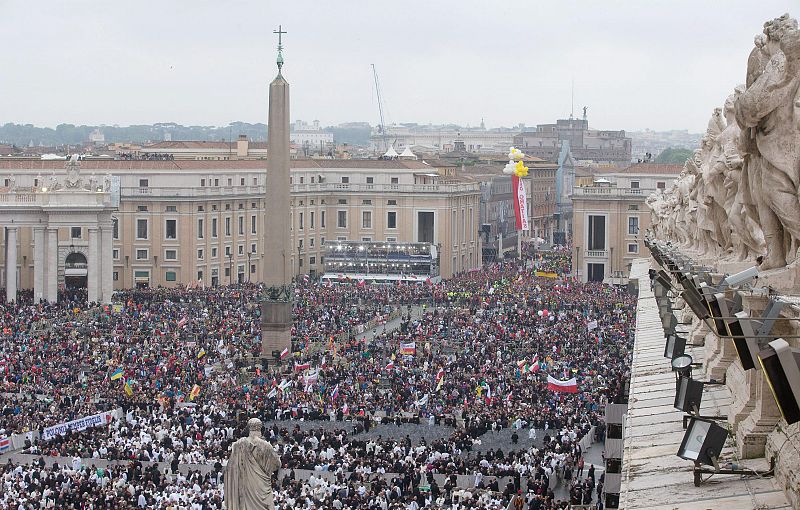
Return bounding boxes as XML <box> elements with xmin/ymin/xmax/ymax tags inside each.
<box><xmin>385</xmin><ymin>360</ymin><xmax>395</xmax><ymax>371</ymax></box>
<box><xmin>547</xmin><ymin>375</ymin><xmax>578</xmax><ymax>393</ymax></box>
<box><xmin>279</xmin><ymin>348</ymin><xmax>290</xmax><ymax>360</ymax></box>
<box><xmin>294</xmin><ymin>362</ymin><xmax>311</xmax><ymax>372</ymax></box>
<box><xmin>435</xmin><ymin>368</ymin><xmax>445</xmax><ymax>383</ymax></box>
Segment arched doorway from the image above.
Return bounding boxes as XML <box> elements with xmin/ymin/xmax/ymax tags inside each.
<box><xmin>64</xmin><ymin>252</ymin><xmax>88</xmax><ymax>289</ymax></box>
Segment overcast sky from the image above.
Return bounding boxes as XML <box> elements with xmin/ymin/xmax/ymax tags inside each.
<box><xmin>0</xmin><ymin>1</ymin><xmax>791</xmax><ymax>132</ymax></box>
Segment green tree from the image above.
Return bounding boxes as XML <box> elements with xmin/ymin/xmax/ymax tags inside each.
<box><xmin>655</xmin><ymin>147</ymin><xmax>693</xmax><ymax>164</ymax></box>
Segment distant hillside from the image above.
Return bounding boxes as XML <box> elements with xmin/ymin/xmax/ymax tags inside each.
<box><xmin>0</xmin><ymin>122</ymin><xmax>268</xmax><ymax>147</ymax></box>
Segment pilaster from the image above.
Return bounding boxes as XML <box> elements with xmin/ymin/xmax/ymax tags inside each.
<box><xmin>87</xmin><ymin>227</ymin><xmax>99</xmax><ymax>303</ymax></box>
<box><xmin>5</xmin><ymin>227</ymin><xmax>17</xmax><ymax>303</ymax></box>
<box><xmin>33</xmin><ymin>227</ymin><xmax>44</xmax><ymax>303</ymax></box>
<box><xmin>46</xmin><ymin>228</ymin><xmax>58</xmax><ymax>303</ymax></box>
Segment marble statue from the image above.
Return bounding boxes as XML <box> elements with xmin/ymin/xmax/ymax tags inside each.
<box><xmin>735</xmin><ymin>14</ymin><xmax>800</xmax><ymax>269</ymax></box>
<box><xmin>224</xmin><ymin>418</ymin><xmax>280</xmax><ymax>510</ymax></box>
<box><xmin>647</xmin><ymin>13</ymin><xmax>800</xmax><ymax>273</ymax></box>
<box><xmin>103</xmin><ymin>173</ymin><xmax>112</xmax><ymax>192</ymax></box>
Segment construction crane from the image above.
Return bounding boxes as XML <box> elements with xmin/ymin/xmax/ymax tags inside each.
<box><xmin>371</xmin><ymin>64</ymin><xmax>389</xmax><ymax>153</ymax></box>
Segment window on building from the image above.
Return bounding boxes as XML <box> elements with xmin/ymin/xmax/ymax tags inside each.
<box><xmin>361</xmin><ymin>237</ymin><xmax>371</xmax><ymax>242</ymax></box>
<box><xmin>338</xmin><ymin>199</ymin><xmax>347</xmax><ymax>205</ymax></box>
<box><xmin>298</xmin><ymin>239</ymin><xmax>304</xmax><ymax>250</ymax></box>
<box><xmin>236</xmin><ymin>245</ymin><xmax>242</xmax><ymax>255</ymax></box>
<box><xmin>630</xmin><ymin>181</ymin><xmax>639</xmax><ymax>189</ymax></box>
<box><xmin>386</xmin><ymin>237</ymin><xmax>397</xmax><ymax>242</ymax></box>
<box><xmin>310</xmin><ymin>211</ymin><xmax>315</xmax><ymax>229</ymax></box>
<box><xmin>251</xmin><ymin>243</ymin><xmax>256</xmax><ymax>253</ymax></box>
<box><xmin>238</xmin><ymin>216</ymin><xmax>244</xmax><ymax>235</ymax></box>
<box><xmin>137</xmin><ymin>205</ymin><xmax>148</xmax><ymax>212</ymax></box>
<box><xmin>253</xmin><ymin>178</ymin><xmax>258</xmax><ymax>185</ymax></box>
<box><xmin>165</xmin><ymin>271</ymin><xmax>176</xmax><ymax>281</ymax></box>
<box><xmin>113</xmin><ymin>271</ymin><xmax>119</xmax><ymax>281</ymax></box>
<box><xmin>71</xmin><ymin>227</ymin><xmax>81</xmax><ymax>239</ymax></box>
<box><xmin>225</xmin><ymin>246</ymin><xmax>231</xmax><ymax>256</ymax></box>
<box><xmin>587</xmin><ymin>215</ymin><xmax>606</xmax><ymax>250</ymax></box>
<box><xmin>362</xmin><ymin>199</ymin><xmax>372</xmax><ymax>205</ymax></box>
<box><xmin>197</xmin><ymin>218</ymin><xmax>204</xmax><ymax>239</ymax></box>
<box><xmin>212</xmin><ymin>218</ymin><xmax>218</xmax><ymax>238</ymax></box>
<box><xmin>240</xmin><ymin>178</ymin><xmax>245</xmax><ymax>186</ymax></box>
<box><xmin>212</xmin><ymin>205</ymin><xmax>217</xmax><ymax>211</ymax></box>
<box><xmin>165</xmin><ymin>219</ymin><xmax>177</xmax><ymax>240</ymax></box>
<box><xmin>362</xmin><ymin>211</ymin><xmax>372</xmax><ymax>229</ymax></box>
<box><xmin>213</xmin><ymin>179</ymin><xmax>219</xmax><ymax>186</ymax></box>
<box><xmin>337</xmin><ymin>211</ymin><xmax>347</xmax><ymax>228</ymax></box>
<box><xmin>198</xmin><ymin>205</ymin><xmax>204</xmax><ymax>212</ymax></box>
<box><xmin>136</xmin><ymin>219</ymin><xmax>148</xmax><ymax>239</ymax></box>
<box><xmin>388</xmin><ymin>199</ymin><xmax>397</xmax><ymax>205</ymax></box>
<box><xmin>198</xmin><ymin>249</ymin><xmax>204</xmax><ymax>260</ymax></box>
<box><xmin>251</xmin><ymin>215</ymin><xmax>257</xmax><ymax>234</ymax></box>
<box><xmin>321</xmin><ymin>211</ymin><xmax>326</xmax><ymax>228</ymax></box>
<box><xmin>225</xmin><ymin>203</ymin><xmax>231</xmax><ymax>211</ymax></box>
<box><xmin>310</xmin><ymin>256</ymin><xmax>316</xmax><ymax>265</ymax></box>
<box><xmin>165</xmin><ymin>206</ymin><xmax>177</xmax><ymax>213</ymax></box>
<box><xmin>366</xmin><ymin>177</ymin><xmax>374</xmax><ymax>184</ymax></box>
<box><xmin>198</xmin><ymin>270</ymin><xmax>204</xmax><ymax>281</ymax></box>
<box><xmin>657</xmin><ymin>181</ymin><xmax>666</xmax><ymax>189</ymax></box>
<box><xmin>113</xmin><ymin>249</ymin><xmax>119</xmax><ymax>260</ymax></box>
<box><xmin>225</xmin><ymin>217</ymin><xmax>231</xmax><ymax>236</ymax></box>
<box><xmin>112</xmin><ymin>218</ymin><xmax>119</xmax><ymax>239</ymax></box>
<box><xmin>320</xmin><ymin>237</ymin><xmax>325</xmax><ymax>246</ymax></box>
<box><xmin>225</xmin><ymin>267</ymin><xmax>231</xmax><ymax>277</ymax></box>
<box><xmin>628</xmin><ymin>243</ymin><xmax>639</xmax><ymax>254</ymax></box>
<box><xmin>299</xmin><ymin>258</ymin><xmax>304</xmax><ymax>267</ymax></box>
<box><xmin>165</xmin><ymin>249</ymin><xmax>177</xmax><ymax>260</ymax></box>
<box><xmin>628</xmin><ymin>216</ymin><xmax>639</xmax><ymax>235</ymax></box>
<box><xmin>310</xmin><ymin>238</ymin><xmax>315</xmax><ymax>248</ymax></box>
<box><xmin>387</xmin><ymin>211</ymin><xmax>397</xmax><ymax>229</ymax></box>
<box><xmin>211</xmin><ymin>247</ymin><xmax>218</xmax><ymax>258</ymax></box>
<box><xmin>136</xmin><ymin>249</ymin><xmax>148</xmax><ymax>260</ymax></box>
<box><xmin>391</xmin><ymin>177</ymin><xmax>399</xmax><ymax>184</ymax></box>
<box><xmin>628</xmin><ymin>204</ymin><xmax>639</xmax><ymax>211</ymax></box>
<box><xmin>250</xmin><ymin>264</ymin><xmax>256</xmax><ymax>274</ymax></box>
<box><xmin>341</xmin><ymin>176</ymin><xmax>349</xmax><ymax>184</ymax></box>
<box><xmin>201</xmin><ymin>179</ymin><xmax>206</xmax><ymax>187</ymax></box>
<box><xmin>139</xmin><ymin>179</ymin><xmax>149</xmax><ymax>188</ymax></box>
<box><xmin>299</xmin><ymin>212</ymin><xmax>304</xmax><ymax>230</ymax></box>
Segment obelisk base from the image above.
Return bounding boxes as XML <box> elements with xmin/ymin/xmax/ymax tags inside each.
<box><xmin>261</xmin><ymin>301</ymin><xmax>292</xmax><ymax>358</ymax></box>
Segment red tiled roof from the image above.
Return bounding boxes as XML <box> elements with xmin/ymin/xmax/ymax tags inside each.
<box><xmin>600</xmin><ymin>163</ymin><xmax>683</xmax><ymax>175</ymax></box>
<box><xmin>0</xmin><ymin>159</ymin><xmax>431</xmax><ymax>171</ymax></box>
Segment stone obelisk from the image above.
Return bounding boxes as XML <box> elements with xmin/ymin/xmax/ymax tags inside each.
<box><xmin>260</xmin><ymin>26</ymin><xmax>292</xmax><ymax>359</ymax></box>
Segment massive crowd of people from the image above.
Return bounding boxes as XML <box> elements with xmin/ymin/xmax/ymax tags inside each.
<box><xmin>0</xmin><ymin>247</ymin><xmax>631</xmax><ymax>509</ymax></box>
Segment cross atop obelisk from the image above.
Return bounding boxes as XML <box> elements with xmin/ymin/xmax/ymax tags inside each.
<box><xmin>274</xmin><ymin>25</ymin><xmax>286</xmax><ymax>73</ymax></box>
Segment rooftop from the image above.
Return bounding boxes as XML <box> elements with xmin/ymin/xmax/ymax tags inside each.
<box><xmin>0</xmin><ymin>159</ymin><xmax>433</xmax><ymax>171</ymax></box>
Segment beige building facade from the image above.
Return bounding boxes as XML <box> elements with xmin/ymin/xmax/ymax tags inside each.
<box><xmin>0</xmin><ymin>158</ymin><xmax>480</xmax><ymax>291</ymax></box>
<box><xmin>571</xmin><ymin>164</ymin><xmax>681</xmax><ymax>283</ymax></box>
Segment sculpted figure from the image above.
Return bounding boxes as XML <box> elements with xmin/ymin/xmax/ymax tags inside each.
<box><xmin>735</xmin><ymin>15</ymin><xmax>800</xmax><ymax>269</ymax></box>
<box><xmin>713</xmin><ymin>87</ymin><xmax>765</xmax><ymax>260</ymax></box>
<box><xmin>225</xmin><ymin>418</ymin><xmax>280</xmax><ymax>510</ymax></box>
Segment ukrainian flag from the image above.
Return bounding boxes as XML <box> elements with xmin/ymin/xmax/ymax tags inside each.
<box><xmin>197</xmin><ymin>348</ymin><xmax>207</xmax><ymax>359</ymax></box>
<box><xmin>123</xmin><ymin>381</ymin><xmax>133</xmax><ymax>396</ymax></box>
<box><xmin>110</xmin><ymin>368</ymin><xmax>124</xmax><ymax>381</ymax></box>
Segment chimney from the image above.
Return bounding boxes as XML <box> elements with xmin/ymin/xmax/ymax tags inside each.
<box><xmin>237</xmin><ymin>134</ymin><xmax>248</xmax><ymax>158</ymax></box>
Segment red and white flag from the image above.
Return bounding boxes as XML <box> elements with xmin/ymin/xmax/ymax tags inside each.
<box><xmin>294</xmin><ymin>362</ymin><xmax>311</xmax><ymax>372</ymax></box>
<box><xmin>547</xmin><ymin>375</ymin><xmax>578</xmax><ymax>393</ymax></box>
<box><xmin>279</xmin><ymin>348</ymin><xmax>290</xmax><ymax>360</ymax></box>
<box><xmin>512</xmin><ymin>174</ymin><xmax>529</xmax><ymax>231</ymax></box>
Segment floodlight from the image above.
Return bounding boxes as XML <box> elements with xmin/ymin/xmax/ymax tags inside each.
<box><xmin>728</xmin><ymin>300</ymin><xmax>784</xmax><ymax>371</ymax></box>
<box><xmin>665</xmin><ymin>334</ymin><xmax>687</xmax><ymax>359</ymax></box>
<box><xmin>675</xmin><ymin>375</ymin><xmax>704</xmax><ymax>413</ymax></box>
<box><xmin>719</xmin><ymin>266</ymin><xmax>758</xmax><ymax>289</ymax></box>
<box><xmin>680</xmin><ymin>289</ymin><xmax>710</xmax><ymax>320</ymax></box>
<box><xmin>677</xmin><ymin>417</ymin><xmax>728</xmax><ymax>467</ymax></box>
<box><xmin>757</xmin><ymin>338</ymin><xmax>800</xmax><ymax>425</ymax></box>
<box><xmin>672</xmin><ymin>354</ymin><xmax>694</xmax><ymax>377</ymax></box>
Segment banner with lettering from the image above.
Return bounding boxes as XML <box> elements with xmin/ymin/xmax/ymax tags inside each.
<box><xmin>42</xmin><ymin>411</ymin><xmax>114</xmax><ymax>440</ymax></box>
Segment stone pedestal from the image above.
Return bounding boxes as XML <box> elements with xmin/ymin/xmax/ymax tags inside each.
<box><xmin>766</xmin><ymin>422</ymin><xmax>800</xmax><ymax>510</ymax></box>
<box><xmin>736</xmin><ymin>370</ymin><xmax>783</xmax><ymax>458</ymax></box>
<box><xmin>756</xmin><ymin>262</ymin><xmax>800</xmax><ymax>294</ymax></box>
<box><xmin>260</xmin><ymin>300</ymin><xmax>291</xmax><ymax>357</ymax></box>
<box><xmin>726</xmin><ymin>360</ymin><xmax>757</xmax><ymax>432</ymax></box>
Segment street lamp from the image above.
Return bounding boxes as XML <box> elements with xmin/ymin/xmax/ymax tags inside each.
<box><xmin>247</xmin><ymin>251</ymin><xmax>252</xmax><ymax>283</ymax></box>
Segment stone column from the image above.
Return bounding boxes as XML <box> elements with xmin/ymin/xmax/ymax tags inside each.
<box><xmin>5</xmin><ymin>227</ymin><xmax>17</xmax><ymax>303</ymax></box>
<box><xmin>33</xmin><ymin>227</ymin><xmax>45</xmax><ymax>303</ymax></box>
<box><xmin>87</xmin><ymin>227</ymin><xmax>99</xmax><ymax>304</ymax></box>
<box><xmin>100</xmin><ymin>224</ymin><xmax>113</xmax><ymax>304</ymax></box>
<box><xmin>46</xmin><ymin>228</ymin><xmax>58</xmax><ymax>303</ymax></box>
